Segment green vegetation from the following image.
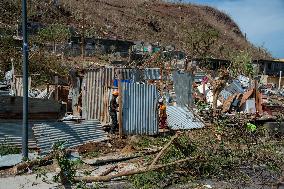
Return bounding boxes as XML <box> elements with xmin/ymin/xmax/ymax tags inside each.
<box><xmin>0</xmin><ymin>31</ymin><xmax>70</xmax><ymax>86</ymax></box>
<box><xmin>36</xmin><ymin>24</ymin><xmax>71</xmax><ymax>52</ymax></box>
<box><xmin>186</xmin><ymin>27</ymin><xmax>220</xmax><ymax>58</ymax></box>
<box><xmin>52</xmin><ymin>141</ymin><xmax>76</xmax><ymax>185</ymax></box>
<box><xmin>129</xmin><ymin>170</ymin><xmax>169</xmax><ymax>189</ymax></box>
<box><xmin>83</xmin><ymin>150</ymin><xmax>100</xmax><ymax>158</ymax></box>
<box><xmin>228</xmin><ymin>50</ymin><xmax>254</xmax><ymax>78</ymax></box>
<box><xmin>129</xmin><ymin>118</ymin><xmax>284</xmax><ymax>188</ymax></box>
<box><xmin>0</xmin><ymin>139</ymin><xmax>21</xmax><ymax>156</ymax></box>
<box><xmin>132</xmin><ymin>135</ymin><xmax>171</xmax><ymax>149</ymax></box>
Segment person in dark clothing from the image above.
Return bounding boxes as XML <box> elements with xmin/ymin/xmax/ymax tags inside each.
<box><xmin>109</xmin><ymin>91</ymin><xmax>119</xmax><ymax>133</ymax></box>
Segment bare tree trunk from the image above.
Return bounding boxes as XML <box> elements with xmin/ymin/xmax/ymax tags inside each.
<box><xmin>149</xmin><ymin>133</ymin><xmax>180</xmax><ymax>168</ymax></box>
<box><xmin>213</xmin><ymin>90</ymin><xmax>220</xmax><ymax>116</ymax></box>
<box><xmin>74</xmin><ymin>157</ymin><xmax>193</xmax><ymax>183</ymax></box>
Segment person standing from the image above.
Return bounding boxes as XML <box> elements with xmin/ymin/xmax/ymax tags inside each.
<box><xmin>158</xmin><ymin>99</ymin><xmax>168</xmax><ymax>129</ymax></box>
<box><xmin>109</xmin><ymin>91</ymin><xmax>119</xmax><ymax>133</ymax></box>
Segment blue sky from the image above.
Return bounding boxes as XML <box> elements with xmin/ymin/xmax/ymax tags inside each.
<box><xmin>183</xmin><ymin>0</ymin><xmax>284</xmax><ymax>58</ymax></box>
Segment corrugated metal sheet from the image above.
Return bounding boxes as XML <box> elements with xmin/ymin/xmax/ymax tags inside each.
<box><xmin>0</xmin><ymin>120</ymin><xmax>37</xmax><ymax>148</ymax></box>
<box><xmin>144</xmin><ymin>68</ymin><xmax>161</xmax><ymax>80</ymax></box>
<box><xmin>115</xmin><ymin>68</ymin><xmax>135</xmax><ymax>80</ymax></box>
<box><xmin>0</xmin><ymin>153</ymin><xmax>38</xmax><ymax>168</ymax></box>
<box><xmin>83</xmin><ymin>67</ymin><xmax>170</xmax><ymax>124</ymax></box>
<box><xmin>132</xmin><ymin>69</ymin><xmax>144</xmax><ymax>82</ymax></box>
<box><xmin>0</xmin><ymin>90</ymin><xmax>10</xmax><ymax>96</ymax></box>
<box><xmin>172</xmin><ymin>71</ymin><xmax>193</xmax><ymax>106</ymax></box>
<box><xmin>82</xmin><ymin>67</ymin><xmax>115</xmax><ymax>123</ymax></box>
<box><xmin>83</xmin><ymin>67</ymin><xmax>142</xmax><ymax>123</ymax></box>
<box><xmin>225</xmin><ymin>80</ymin><xmax>244</xmax><ymax>94</ymax></box>
<box><xmin>220</xmin><ymin>90</ymin><xmax>233</xmax><ymax>100</ymax></box>
<box><xmin>33</xmin><ymin>120</ymin><xmax>108</xmax><ymax>154</ymax></box>
<box><xmin>194</xmin><ymin>71</ymin><xmax>206</xmax><ymax>82</ymax></box>
<box><xmin>166</xmin><ymin>106</ymin><xmax>204</xmax><ymax>130</ymax></box>
<box><xmin>122</xmin><ymin>83</ymin><xmax>158</xmax><ymax>135</ymax></box>
<box><xmin>237</xmin><ymin>75</ymin><xmax>250</xmax><ymax>88</ymax></box>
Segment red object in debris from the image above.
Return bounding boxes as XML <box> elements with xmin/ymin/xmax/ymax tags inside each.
<box><xmin>262</xmin><ymin>105</ymin><xmax>273</xmax><ymax>115</ymax></box>
<box><xmin>202</xmin><ymin>76</ymin><xmax>209</xmax><ymax>84</ymax></box>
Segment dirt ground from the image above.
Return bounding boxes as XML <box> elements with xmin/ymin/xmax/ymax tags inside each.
<box><xmin>76</xmin><ymin>135</ymin><xmax>128</xmax><ymax>155</ymax></box>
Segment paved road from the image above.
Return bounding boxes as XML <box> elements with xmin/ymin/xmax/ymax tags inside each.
<box><xmin>0</xmin><ymin>173</ymin><xmax>58</xmax><ymax>189</ymax></box>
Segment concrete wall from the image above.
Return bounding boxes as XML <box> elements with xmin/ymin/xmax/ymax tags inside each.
<box><xmin>260</xmin><ymin>75</ymin><xmax>284</xmax><ymax>88</ymax></box>
<box><xmin>0</xmin><ymin>96</ymin><xmax>62</xmax><ymax>120</ymax></box>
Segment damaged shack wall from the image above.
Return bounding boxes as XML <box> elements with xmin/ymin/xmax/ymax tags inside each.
<box><xmin>144</xmin><ymin>68</ymin><xmax>161</xmax><ymax>80</ymax></box>
<box><xmin>0</xmin><ymin>96</ymin><xmax>62</xmax><ymax>120</ymax></box>
<box><xmin>82</xmin><ymin>67</ymin><xmax>162</xmax><ymax>124</ymax></box>
<box><xmin>268</xmin><ymin>76</ymin><xmax>284</xmax><ymax>88</ymax></box>
<box><xmin>70</xmin><ymin>77</ymin><xmax>81</xmax><ymax>116</ymax></box>
<box><xmin>11</xmin><ymin>76</ymin><xmax>32</xmax><ymax>96</ymax></box>
<box><xmin>82</xmin><ymin>67</ymin><xmax>115</xmax><ymax>124</ymax></box>
<box><xmin>122</xmin><ymin>83</ymin><xmax>158</xmax><ymax>135</ymax></box>
<box><xmin>172</xmin><ymin>71</ymin><xmax>193</xmax><ymax>107</ymax></box>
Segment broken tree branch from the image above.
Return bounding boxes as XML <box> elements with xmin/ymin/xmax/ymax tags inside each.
<box><xmin>74</xmin><ymin>157</ymin><xmax>193</xmax><ymax>183</ymax></box>
<box><xmin>99</xmin><ymin>165</ymin><xmax>118</xmax><ymax>176</ymax></box>
<box><xmin>12</xmin><ymin>153</ymin><xmax>54</xmax><ymax>174</ymax></box>
<box><xmin>83</xmin><ymin>148</ymin><xmax>161</xmax><ymax>166</ymax></box>
<box><xmin>149</xmin><ymin>132</ymin><xmax>181</xmax><ymax>168</ymax></box>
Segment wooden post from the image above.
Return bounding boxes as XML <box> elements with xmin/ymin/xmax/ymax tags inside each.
<box><xmin>55</xmin><ymin>76</ymin><xmax>59</xmax><ymax>101</ymax></box>
<box><xmin>160</xmin><ymin>67</ymin><xmax>163</xmax><ymax>96</ymax></box>
<box><xmin>254</xmin><ymin>79</ymin><xmax>259</xmax><ymax>113</ymax></box>
<box><xmin>118</xmin><ymin>75</ymin><xmax>123</xmax><ymax>138</ymax></box>
<box><xmin>47</xmin><ymin>83</ymin><xmax>50</xmax><ymax>94</ymax></box>
<box><xmin>203</xmin><ymin>80</ymin><xmax>206</xmax><ymax>102</ymax></box>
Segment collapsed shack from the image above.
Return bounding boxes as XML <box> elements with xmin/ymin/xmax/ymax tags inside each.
<box><xmin>80</xmin><ymin>66</ymin><xmax>205</xmax><ymax>135</ymax></box>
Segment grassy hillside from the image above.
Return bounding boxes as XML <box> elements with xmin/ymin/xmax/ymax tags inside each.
<box><xmin>0</xmin><ymin>0</ymin><xmax>272</xmax><ymax>82</ymax></box>
<box><xmin>1</xmin><ymin>0</ymin><xmax>272</xmax><ymax>58</ymax></box>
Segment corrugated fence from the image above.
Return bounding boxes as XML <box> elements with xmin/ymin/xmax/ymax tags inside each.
<box><xmin>144</xmin><ymin>68</ymin><xmax>161</xmax><ymax>80</ymax></box>
<box><xmin>82</xmin><ymin>67</ymin><xmax>114</xmax><ymax>124</ymax></box>
<box><xmin>172</xmin><ymin>71</ymin><xmax>193</xmax><ymax>106</ymax></box>
<box><xmin>122</xmin><ymin>83</ymin><xmax>159</xmax><ymax>135</ymax></box>
<box><xmin>82</xmin><ymin>67</ymin><xmax>162</xmax><ymax>124</ymax></box>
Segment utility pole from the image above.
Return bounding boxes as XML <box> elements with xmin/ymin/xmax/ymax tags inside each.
<box><xmin>22</xmin><ymin>0</ymin><xmax>29</xmax><ymax>159</ymax></box>
<box><xmin>81</xmin><ymin>0</ymin><xmax>86</xmax><ymax>59</ymax></box>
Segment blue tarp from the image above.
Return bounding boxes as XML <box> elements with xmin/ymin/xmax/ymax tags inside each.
<box><xmin>113</xmin><ymin>79</ymin><xmax>132</xmax><ymax>87</ymax></box>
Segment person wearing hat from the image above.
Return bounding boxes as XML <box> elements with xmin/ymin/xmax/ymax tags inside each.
<box><xmin>109</xmin><ymin>91</ymin><xmax>119</xmax><ymax>133</ymax></box>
